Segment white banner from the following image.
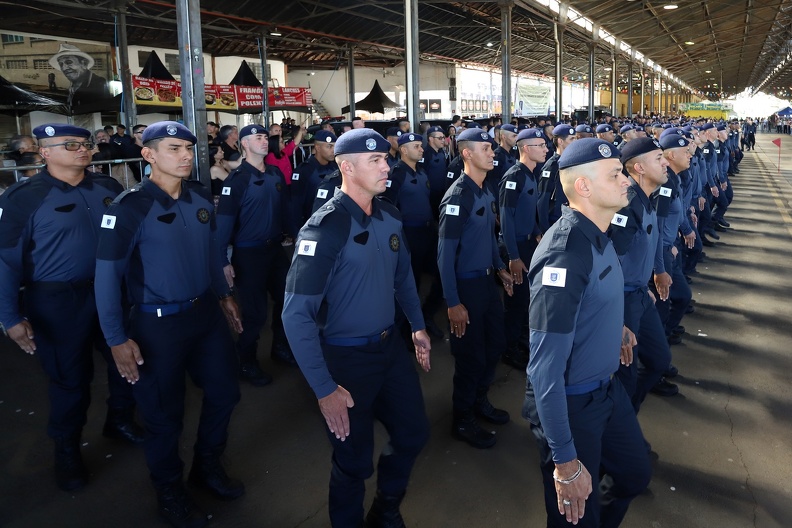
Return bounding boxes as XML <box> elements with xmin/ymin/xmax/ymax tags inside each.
<box><xmin>515</xmin><ymin>84</ymin><xmax>551</xmax><ymax>116</ymax></box>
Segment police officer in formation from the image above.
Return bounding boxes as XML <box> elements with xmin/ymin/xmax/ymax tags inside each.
<box><xmin>498</xmin><ymin>128</ymin><xmax>546</xmax><ymax>371</ymax></box>
<box><xmin>596</xmin><ymin>123</ymin><xmax>617</xmax><ymax>146</ymax></box>
<box><xmin>385</xmin><ymin>127</ymin><xmax>402</xmax><ymax>169</ymax></box>
<box><xmin>486</xmin><ymin>123</ymin><xmax>518</xmax><ymax>200</ymax></box>
<box><xmin>537</xmin><ymin>124</ymin><xmax>577</xmax><ymax>233</ymax></box>
<box><xmin>215</xmin><ymin>124</ymin><xmax>296</xmax><ymax>388</ymax></box>
<box><xmin>385</xmin><ymin>132</ymin><xmax>444</xmax><ymax>338</ymax></box>
<box><xmin>525</xmin><ymin>138</ymin><xmax>651</xmax><ymax>528</ymax></box>
<box><xmin>0</xmin><ymin>124</ymin><xmax>144</xmax><ymax>492</ymax></box>
<box><xmin>422</xmin><ymin>125</ymin><xmax>450</xmax><ymax>217</ymax></box>
<box><xmin>438</xmin><ymin>127</ymin><xmax>514</xmax><ymax>449</ymax></box>
<box><xmin>291</xmin><ymin>129</ymin><xmax>338</xmax><ymax>228</ymax></box>
<box><xmin>282</xmin><ymin>128</ymin><xmax>431</xmax><ymax>528</ymax></box>
<box><xmin>95</xmin><ymin>122</ymin><xmax>244</xmax><ymax>528</ymax></box>
<box><xmin>610</xmin><ymin>137</ymin><xmax>676</xmax><ymax>408</ymax></box>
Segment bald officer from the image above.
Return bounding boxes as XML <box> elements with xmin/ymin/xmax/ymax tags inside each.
<box><xmin>282</xmin><ymin>128</ymin><xmax>431</xmax><ymax>528</ymax></box>
<box><xmin>0</xmin><ymin>124</ymin><xmax>143</xmax><ymax>492</ymax></box>
<box><xmin>95</xmin><ymin>121</ymin><xmax>244</xmax><ymax>528</ymax></box>
<box><xmin>524</xmin><ymin>138</ymin><xmax>651</xmax><ymax>527</ymax></box>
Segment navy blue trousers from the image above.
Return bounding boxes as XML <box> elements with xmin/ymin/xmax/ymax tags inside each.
<box><xmin>503</xmin><ymin>238</ymin><xmax>538</xmax><ymax>350</ymax></box>
<box><xmin>524</xmin><ymin>378</ymin><xmax>651</xmax><ymax>528</ymax></box>
<box><xmin>232</xmin><ymin>244</ymin><xmax>290</xmax><ymax>362</ymax></box>
<box><xmin>616</xmin><ymin>289</ymin><xmax>671</xmax><ymax>413</ymax></box>
<box><xmin>129</xmin><ymin>296</ymin><xmax>240</xmax><ymax>488</ymax></box>
<box><xmin>449</xmin><ymin>275</ymin><xmax>506</xmax><ymax>413</ymax></box>
<box><xmin>322</xmin><ymin>333</ymin><xmax>429</xmax><ymax>528</ymax></box>
<box><xmin>655</xmin><ymin>254</ymin><xmax>692</xmax><ymax>337</ymax></box>
<box><xmin>25</xmin><ymin>282</ymin><xmax>134</xmax><ymax>439</ymax></box>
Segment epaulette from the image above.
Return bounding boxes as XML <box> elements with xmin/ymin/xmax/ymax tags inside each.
<box><xmin>0</xmin><ymin>177</ymin><xmax>32</xmax><ymax>199</ymax></box>
<box><xmin>114</xmin><ymin>183</ymin><xmax>144</xmax><ymax>203</ymax></box>
<box><xmin>307</xmin><ymin>199</ymin><xmax>341</xmax><ymax>227</ymax></box>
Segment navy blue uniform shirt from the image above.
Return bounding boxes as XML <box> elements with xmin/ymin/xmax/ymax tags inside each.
<box><xmin>437</xmin><ymin>173</ymin><xmax>503</xmax><ymax>307</ymax></box>
<box><xmin>499</xmin><ymin>161</ymin><xmax>540</xmax><ymax>260</ymax></box>
<box><xmin>422</xmin><ymin>145</ymin><xmax>449</xmax><ymax>196</ymax></box>
<box><xmin>0</xmin><ymin>170</ymin><xmax>122</xmax><ymax>329</ymax></box>
<box><xmin>282</xmin><ymin>189</ymin><xmax>424</xmax><ymax>399</ymax></box>
<box><xmin>215</xmin><ymin>161</ymin><xmax>292</xmax><ymax>260</ymax></box>
<box><xmin>608</xmin><ymin>182</ymin><xmax>664</xmax><ymax>284</ymax></box>
<box><xmin>292</xmin><ymin>156</ymin><xmax>338</xmax><ymax>226</ymax></box>
<box><xmin>311</xmin><ymin>170</ymin><xmax>342</xmax><ymax>214</ymax></box>
<box><xmin>95</xmin><ymin>178</ymin><xmax>230</xmax><ymax>346</ymax></box>
<box><xmin>528</xmin><ymin>205</ymin><xmax>624</xmax><ymax>463</ymax></box>
<box><xmin>384</xmin><ymin>160</ymin><xmax>433</xmax><ymax>227</ymax></box>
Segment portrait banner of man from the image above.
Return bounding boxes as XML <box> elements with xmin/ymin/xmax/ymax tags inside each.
<box><xmin>49</xmin><ymin>43</ymin><xmax>111</xmax><ymax>109</ymax></box>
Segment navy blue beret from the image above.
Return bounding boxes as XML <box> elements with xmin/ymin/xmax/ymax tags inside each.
<box><xmin>467</xmin><ymin>121</ymin><xmax>481</xmax><ymax>129</ymax></box>
<box><xmin>620</xmin><ymin>124</ymin><xmax>635</xmax><ymax>134</ymax></box>
<box><xmin>500</xmin><ymin>124</ymin><xmax>518</xmax><ymax>134</ymax></box>
<box><xmin>313</xmin><ymin>130</ymin><xmax>337</xmax><ymax>144</ymax></box>
<box><xmin>553</xmin><ymin>124</ymin><xmax>575</xmax><ymax>137</ymax></box>
<box><xmin>634</xmin><ymin>125</ymin><xmax>645</xmax><ymax>132</ymax></box>
<box><xmin>716</xmin><ymin>124</ymin><xmax>727</xmax><ymax>131</ymax></box>
<box><xmin>334</xmin><ymin>128</ymin><xmax>390</xmax><ymax>155</ymax></box>
<box><xmin>141</xmin><ymin>121</ymin><xmax>197</xmax><ymax>144</ymax></box>
<box><xmin>575</xmin><ymin>124</ymin><xmax>593</xmax><ymax>134</ymax></box>
<box><xmin>426</xmin><ymin>126</ymin><xmax>445</xmax><ymax>136</ymax></box>
<box><xmin>516</xmin><ymin>128</ymin><xmax>544</xmax><ymax>142</ymax></box>
<box><xmin>659</xmin><ymin>134</ymin><xmax>690</xmax><ymax>150</ymax></box>
<box><xmin>558</xmin><ymin>138</ymin><xmax>621</xmax><ymax>170</ymax></box>
<box><xmin>595</xmin><ymin>124</ymin><xmax>614</xmax><ymax>133</ymax></box>
<box><xmin>397</xmin><ymin>133</ymin><xmax>423</xmax><ymax>146</ymax></box>
<box><xmin>620</xmin><ymin>137</ymin><xmax>662</xmax><ymax>163</ymax></box>
<box><xmin>650</xmin><ymin>122</ymin><xmax>663</xmax><ymax>129</ymax></box>
<box><xmin>385</xmin><ymin>127</ymin><xmax>402</xmax><ymax>138</ymax></box>
<box><xmin>659</xmin><ymin>127</ymin><xmax>684</xmax><ymax>139</ymax></box>
<box><xmin>239</xmin><ymin>124</ymin><xmax>268</xmax><ymax>140</ymax></box>
<box><xmin>662</xmin><ymin>123</ymin><xmax>674</xmax><ymax>129</ymax></box>
<box><xmin>33</xmin><ymin>124</ymin><xmax>90</xmax><ymax>140</ymax></box>
<box><xmin>457</xmin><ymin>128</ymin><xmax>492</xmax><ymax>143</ymax></box>
<box><xmin>700</xmin><ymin>123</ymin><xmax>715</xmax><ymax>131</ymax></box>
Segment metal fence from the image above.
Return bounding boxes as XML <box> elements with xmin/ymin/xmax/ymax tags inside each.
<box><xmin>0</xmin><ymin>158</ymin><xmax>147</xmax><ymax>190</ymax></box>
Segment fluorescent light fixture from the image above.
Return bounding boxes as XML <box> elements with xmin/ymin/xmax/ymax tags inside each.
<box><xmin>664</xmin><ymin>4</ymin><xmax>678</xmax><ymax>9</ymax></box>
<box><xmin>271</xmin><ymin>28</ymin><xmax>282</xmax><ymax>37</ymax></box>
<box><xmin>685</xmin><ymin>41</ymin><xmax>695</xmax><ymax>45</ymax></box>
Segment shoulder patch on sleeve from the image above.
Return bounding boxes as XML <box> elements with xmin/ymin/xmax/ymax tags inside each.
<box><xmin>541</xmin><ymin>170</ymin><xmax>550</xmax><ymax>178</ymax></box>
<box><xmin>445</xmin><ymin>204</ymin><xmax>460</xmax><ymax>216</ymax></box>
<box><xmin>221</xmin><ymin>186</ymin><xmax>231</xmax><ymax>195</ymax></box>
<box><xmin>659</xmin><ymin>186</ymin><xmax>672</xmax><ymax>197</ymax></box>
<box><xmin>101</xmin><ymin>214</ymin><xmax>116</xmax><ymax>229</ymax></box>
<box><xmin>541</xmin><ymin>266</ymin><xmax>567</xmax><ymax>287</ymax></box>
<box><xmin>611</xmin><ymin>213</ymin><xmax>628</xmax><ymax>227</ymax></box>
<box><xmin>296</xmin><ymin>240</ymin><xmax>317</xmax><ymax>256</ymax></box>
<box><xmin>317</xmin><ymin>188</ymin><xmax>329</xmax><ymax>199</ymax></box>
<box><xmin>505</xmin><ymin>181</ymin><xmax>517</xmax><ymax>190</ymax></box>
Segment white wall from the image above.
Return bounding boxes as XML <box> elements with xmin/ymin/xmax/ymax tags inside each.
<box><xmin>290</xmin><ymin>62</ymin><xmax>454</xmax><ymax>118</ymax></box>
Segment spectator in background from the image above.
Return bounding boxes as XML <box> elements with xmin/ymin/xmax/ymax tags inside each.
<box><xmin>94</xmin><ymin>129</ymin><xmax>111</xmax><ymax>145</ymax></box>
<box><xmin>125</xmin><ymin>124</ymin><xmax>148</xmax><ymax>183</ymax></box>
<box><xmin>265</xmin><ymin>125</ymin><xmax>305</xmax><ymax>185</ymax></box>
<box><xmin>207</xmin><ymin>121</ymin><xmax>220</xmax><ymax>145</ymax></box>
<box><xmin>6</xmin><ymin>135</ymin><xmax>38</xmax><ymax>163</ymax></box>
<box><xmin>446</xmin><ymin>124</ymin><xmax>458</xmax><ymax>159</ymax></box>
<box><xmin>220</xmin><ymin>125</ymin><xmax>241</xmax><ymax>161</ymax></box>
<box><xmin>209</xmin><ymin>145</ymin><xmax>231</xmax><ymax>197</ymax></box>
<box><xmin>351</xmin><ymin>117</ymin><xmax>365</xmax><ymax>129</ymax></box>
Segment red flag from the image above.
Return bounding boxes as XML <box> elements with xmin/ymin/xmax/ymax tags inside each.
<box><xmin>772</xmin><ymin>138</ymin><xmax>781</xmax><ymax>148</ymax></box>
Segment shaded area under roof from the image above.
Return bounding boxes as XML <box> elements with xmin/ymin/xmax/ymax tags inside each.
<box><xmin>0</xmin><ymin>75</ymin><xmax>68</xmax><ymax>116</ymax></box>
<box><xmin>341</xmin><ymin>80</ymin><xmax>400</xmax><ymax>115</ymax></box>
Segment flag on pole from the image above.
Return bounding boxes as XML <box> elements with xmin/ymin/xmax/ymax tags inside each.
<box><xmin>772</xmin><ymin>138</ymin><xmax>781</xmax><ymax>147</ymax></box>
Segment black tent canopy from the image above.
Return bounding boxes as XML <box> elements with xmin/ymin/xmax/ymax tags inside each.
<box><xmin>341</xmin><ymin>80</ymin><xmax>400</xmax><ymax>114</ymax></box>
<box><xmin>138</xmin><ymin>51</ymin><xmax>176</xmax><ymax>81</ymax></box>
<box><xmin>228</xmin><ymin>60</ymin><xmax>262</xmax><ymax>86</ymax></box>
<box><xmin>0</xmin><ymin>75</ymin><xmax>68</xmax><ymax>116</ymax></box>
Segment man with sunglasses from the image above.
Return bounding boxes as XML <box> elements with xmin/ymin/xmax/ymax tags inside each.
<box><xmin>0</xmin><ymin>124</ymin><xmax>143</xmax><ymax>492</ymax></box>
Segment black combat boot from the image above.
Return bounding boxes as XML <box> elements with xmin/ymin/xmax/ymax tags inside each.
<box><xmin>365</xmin><ymin>490</ymin><xmax>406</xmax><ymax>528</ymax></box>
<box><xmin>103</xmin><ymin>407</ymin><xmax>146</xmax><ymax>444</ymax></box>
<box><xmin>474</xmin><ymin>393</ymin><xmax>510</xmax><ymax>425</ymax></box>
<box><xmin>157</xmin><ymin>481</ymin><xmax>207</xmax><ymax>528</ymax></box>
<box><xmin>451</xmin><ymin>412</ymin><xmax>496</xmax><ymax>449</ymax></box>
<box><xmin>188</xmin><ymin>454</ymin><xmax>245</xmax><ymax>500</ymax></box>
<box><xmin>53</xmin><ymin>435</ymin><xmax>88</xmax><ymax>491</ymax></box>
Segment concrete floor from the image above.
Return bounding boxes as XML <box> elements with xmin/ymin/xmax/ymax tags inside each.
<box><xmin>2</xmin><ymin>132</ymin><xmax>792</xmax><ymax>527</ymax></box>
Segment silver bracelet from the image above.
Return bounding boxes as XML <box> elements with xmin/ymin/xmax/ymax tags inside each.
<box><xmin>553</xmin><ymin>460</ymin><xmax>582</xmax><ymax>485</ymax></box>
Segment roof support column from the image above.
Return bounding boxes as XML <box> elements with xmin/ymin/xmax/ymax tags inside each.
<box><xmin>659</xmin><ymin>76</ymin><xmax>664</xmax><ymax>115</ymax></box>
<box><xmin>500</xmin><ymin>0</ymin><xmax>513</xmax><ymax>123</ymax></box>
<box><xmin>627</xmin><ymin>59</ymin><xmax>634</xmax><ymax>118</ymax></box>
<box><xmin>588</xmin><ymin>28</ymin><xmax>597</xmax><ymax>124</ymax></box>
<box><xmin>650</xmin><ymin>71</ymin><xmax>656</xmax><ymax>115</ymax></box>
<box><xmin>347</xmin><ymin>44</ymin><xmax>356</xmax><ymax>118</ymax></box>
<box><xmin>405</xmin><ymin>0</ymin><xmax>420</xmax><ymax>128</ymax></box>
<box><xmin>555</xmin><ymin>3</ymin><xmax>568</xmax><ymax>122</ymax></box>
<box><xmin>610</xmin><ymin>52</ymin><xmax>617</xmax><ymax>117</ymax></box>
<box><xmin>639</xmin><ymin>67</ymin><xmax>644</xmax><ymax>115</ymax></box>
<box><xmin>114</xmin><ymin>2</ymin><xmax>136</xmax><ymax>130</ymax></box>
<box><xmin>175</xmin><ymin>0</ymin><xmax>209</xmax><ymax>186</ymax></box>
<box><xmin>259</xmin><ymin>34</ymin><xmax>270</xmax><ymax>127</ymax></box>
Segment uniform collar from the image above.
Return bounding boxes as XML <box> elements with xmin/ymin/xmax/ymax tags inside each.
<box><xmin>141</xmin><ymin>176</ymin><xmax>193</xmax><ymax>208</ymax></box>
<box><xmin>561</xmin><ymin>205</ymin><xmax>610</xmax><ymax>255</ymax></box>
<box><xmin>39</xmin><ymin>169</ymin><xmax>94</xmax><ymax>191</ymax></box>
<box><xmin>459</xmin><ymin>172</ymin><xmax>485</xmax><ymax>196</ymax></box>
<box><xmin>333</xmin><ymin>187</ymin><xmax>383</xmax><ymax>227</ymax></box>
<box><xmin>627</xmin><ymin>178</ymin><xmax>653</xmax><ymax>212</ymax></box>
<box><xmin>394</xmin><ymin>160</ymin><xmax>416</xmax><ymax>176</ymax></box>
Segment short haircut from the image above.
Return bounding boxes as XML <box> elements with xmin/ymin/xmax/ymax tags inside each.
<box><xmin>219</xmin><ymin>125</ymin><xmax>235</xmax><ymax>141</ymax></box>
